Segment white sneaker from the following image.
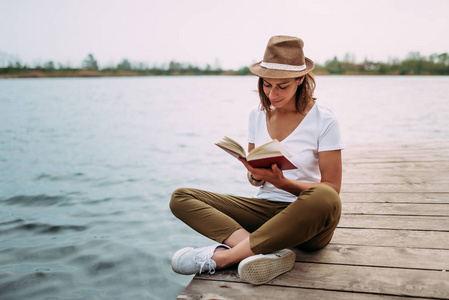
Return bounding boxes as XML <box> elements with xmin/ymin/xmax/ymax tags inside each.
<box><xmin>171</xmin><ymin>243</ymin><xmax>230</xmax><ymax>275</ymax></box>
<box><xmin>238</xmin><ymin>249</ymin><xmax>296</xmax><ymax>285</ymax></box>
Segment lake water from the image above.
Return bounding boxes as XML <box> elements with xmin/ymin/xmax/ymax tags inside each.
<box><xmin>1</xmin><ymin>75</ymin><xmax>448</xmax><ymax>299</ymax></box>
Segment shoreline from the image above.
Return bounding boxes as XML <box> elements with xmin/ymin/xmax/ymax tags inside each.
<box><xmin>1</xmin><ymin>70</ymin><xmax>447</xmax><ymax>79</ymax></box>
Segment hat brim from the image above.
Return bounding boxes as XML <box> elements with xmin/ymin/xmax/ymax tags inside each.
<box><xmin>250</xmin><ymin>57</ymin><xmax>314</xmax><ymax>79</ymax></box>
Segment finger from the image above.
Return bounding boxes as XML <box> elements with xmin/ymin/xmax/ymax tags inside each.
<box><xmin>271</xmin><ymin>164</ymin><xmax>283</xmax><ymax>175</ymax></box>
<box><xmin>239</xmin><ymin>158</ymin><xmax>256</xmax><ymax>172</ymax></box>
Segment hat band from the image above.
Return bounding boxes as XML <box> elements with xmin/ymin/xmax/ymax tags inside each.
<box><xmin>260</xmin><ymin>61</ymin><xmax>306</xmax><ymax>71</ymax></box>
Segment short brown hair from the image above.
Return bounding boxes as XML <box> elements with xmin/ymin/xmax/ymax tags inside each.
<box><xmin>257</xmin><ymin>73</ymin><xmax>316</xmax><ymax>118</ymax></box>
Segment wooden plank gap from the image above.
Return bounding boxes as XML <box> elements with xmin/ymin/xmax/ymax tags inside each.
<box><xmin>296</xmin><ymin>261</ymin><xmax>449</xmax><ymax>273</ymax></box>
<box><xmin>342</xmin><ymin>213</ymin><xmax>449</xmax><ymax>218</ymax></box>
<box><xmin>342</xmin><ymin>202</ymin><xmax>449</xmax><ymax>204</ymax></box>
<box><xmin>336</xmin><ymin>226</ymin><xmax>449</xmax><ymax>232</ymax></box>
<box><xmin>341</xmin><ymin>192</ymin><xmax>449</xmax><ymax>194</ymax></box>
<box><xmin>329</xmin><ymin>242</ymin><xmax>449</xmax><ymax>251</ymax></box>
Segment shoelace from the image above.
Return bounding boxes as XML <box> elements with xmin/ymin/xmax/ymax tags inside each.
<box><xmin>193</xmin><ymin>254</ymin><xmax>216</xmax><ymax>274</ymax></box>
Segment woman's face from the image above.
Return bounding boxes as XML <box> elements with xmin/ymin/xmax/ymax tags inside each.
<box><xmin>262</xmin><ymin>77</ymin><xmax>303</xmax><ymax>109</ymax></box>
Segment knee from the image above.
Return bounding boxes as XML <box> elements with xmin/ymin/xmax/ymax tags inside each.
<box><xmin>313</xmin><ymin>184</ymin><xmax>340</xmax><ymax>203</ymax></box>
<box><xmin>310</xmin><ymin>184</ymin><xmax>337</xmax><ymax>195</ymax></box>
<box><xmin>304</xmin><ymin>185</ymin><xmax>341</xmax><ymax>217</ymax></box>
<box><xmin>169</xmin><ymin>187</ymin><xmax>192</xmax><ymax>216</ymax></box>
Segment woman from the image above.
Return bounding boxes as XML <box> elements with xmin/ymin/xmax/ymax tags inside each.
<box><xmin>170</xmin><ymin>35</ymin><xmax>343</xmax><ymax>285</ymax></box>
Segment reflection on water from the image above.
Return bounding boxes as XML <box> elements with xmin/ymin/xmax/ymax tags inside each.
<box><xmin>0</xmin><ymin>75</ymin><xmax>448</xmax><ymax>299</ymax></box>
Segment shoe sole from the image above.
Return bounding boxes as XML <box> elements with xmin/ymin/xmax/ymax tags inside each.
<box><xmin>171</xmin><ymin>247</ymin><xmax>194</xmax><ymax>274</ymax></box>
<box><xmin>238</xmin><ymin>249</ymin><xmax>296</xmax><ymax>285</ymax></box>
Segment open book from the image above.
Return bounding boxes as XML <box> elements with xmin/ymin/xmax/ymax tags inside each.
<box><xmin>215</xmin><ymin>136</ymin><xmax>297</xmax><ymax>170</ymax></box>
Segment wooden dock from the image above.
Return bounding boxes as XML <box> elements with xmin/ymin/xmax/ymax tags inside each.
<box><xmin>178</xmin><ymin>140</ymin><xmax>449</xmax><ymax>299</ymax></box>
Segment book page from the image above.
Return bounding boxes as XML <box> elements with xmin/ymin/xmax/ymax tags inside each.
<box><xmin>247</xmin><ymin>150</ymin><xmax>283</xmax><ymax>160</ymax></box>
<box><xmin>248</xmin><ymin>139</ymin><xmax>292</xmax><ymax>158</ymax></box>
<box><xmin>215</xmin><ymin>136</ymin><xmax>246</xmax><ymax>158</ymax></box>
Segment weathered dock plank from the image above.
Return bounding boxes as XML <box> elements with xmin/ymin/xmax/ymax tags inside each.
<box><xmin>294</xmin><ymin>245</ymin><xmax>449</xmax><ymax>270</ymax></box>
<box><xmin>342</xmin><ymin>182</ymin><xmax>448</xmax><ymax>193</ymax></box>
<box><xmin>339</xmin><ymin>215</ymin><xmax>449</xmax><ymax>231</ymax></box>
<box><xmin>179</xmin><ymin>280</ymin><xmax>416</xmax><ymax>300</ymax></box>
<box><xmin>342</xmin><ymin>202</ymin><xmax>449</xmax><ymax>216</ymax></box>
<box><xmin>341</xmin><ymin>192</ymin><xmax>449</xmax><ymax>203</ymax></box>
<box><xmin>196</xmin><ymin>263</ymin><xmax>449</xmax><ymax>299</ymax></box>
<box><xmin>178</xmin><ymin>141</ymin><xmax>449</xmax><ymax>299</ymax></box>
<box><xmin>332</xmin><ymin>228</ymin><xmax>449</xmax><ymax>249</ymax></box>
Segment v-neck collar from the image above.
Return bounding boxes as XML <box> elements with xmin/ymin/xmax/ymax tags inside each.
<box><xmin>265</xmin><ymin>101</ymin><xmax>317</xmax><ymax>143</ymax></box>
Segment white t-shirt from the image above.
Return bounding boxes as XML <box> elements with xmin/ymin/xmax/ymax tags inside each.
<box><xmin>248</xmin><ymin>101</ymin><xmax>344</xmax><ymax>202</ymax></box>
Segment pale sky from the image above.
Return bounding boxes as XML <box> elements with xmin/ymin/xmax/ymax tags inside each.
<box><xmin>1</xmin><ymin>0</ymin><xmax>448</xmax><ymax>69</ymax></box>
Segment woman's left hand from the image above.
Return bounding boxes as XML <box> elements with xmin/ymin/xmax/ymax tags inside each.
<box><xmin>238</xmin><ymin>158</ymin><xmax>286</xmax><ymax>187</ymax></box>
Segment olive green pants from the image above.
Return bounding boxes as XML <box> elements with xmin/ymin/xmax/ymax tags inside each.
<box><xmin>169</xmin><ymin>184</ymin><xmax>341</xmax><ymax>254</ymax></box>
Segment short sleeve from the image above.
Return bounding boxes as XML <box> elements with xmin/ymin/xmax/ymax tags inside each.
<box><xmin>318</xmin><ymin>115</ymin><xmax>344</xmax><ymax>152</ymax></box>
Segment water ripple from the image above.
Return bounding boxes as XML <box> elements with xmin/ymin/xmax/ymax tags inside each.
<box><xmin>15</xmin><ymin>223</ymin><xmax>87</xmax><ymax>234</ymax></box>
<box><xmin>35</xmin><ymin>172</ymin><xmax>86</xmax><ymax>182</ymax></box>
<box><xmin>2</xmin><ymin>195</ymin><xmax>67</xmax><ymax>207</ymax></box>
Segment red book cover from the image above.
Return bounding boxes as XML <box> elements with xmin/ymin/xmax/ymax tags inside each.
<box><xmin>247</xmin><ymin>155</ymin><xmax>297</xmax><ymax>170</ymax></box>
<box><xmin>215</xmin><ymin>137</ymin><xmax>298</xmax><ymax>171</ymax></box>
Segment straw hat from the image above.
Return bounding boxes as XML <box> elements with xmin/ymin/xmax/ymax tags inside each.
<box><xmin>250</xmin><ymin>35</ymin><xmax>314</xmax><ymax>78</ymax></box>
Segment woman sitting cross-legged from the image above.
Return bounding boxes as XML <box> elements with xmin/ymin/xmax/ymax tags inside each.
<box><xmin>169</xmin><ymin>35</ymin><xmax>343</xmax><ymax>285</ymax></box>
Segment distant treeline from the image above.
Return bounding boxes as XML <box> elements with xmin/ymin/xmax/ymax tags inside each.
<box><xmin>316</xmin><ymin>52</ymin><xmax>449</xmax><ymax>75</ymax></box>
<box><xmin>1</xmin><ymin>52</ymin><xmax>449</xmax><ymax>78</ymax></box>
